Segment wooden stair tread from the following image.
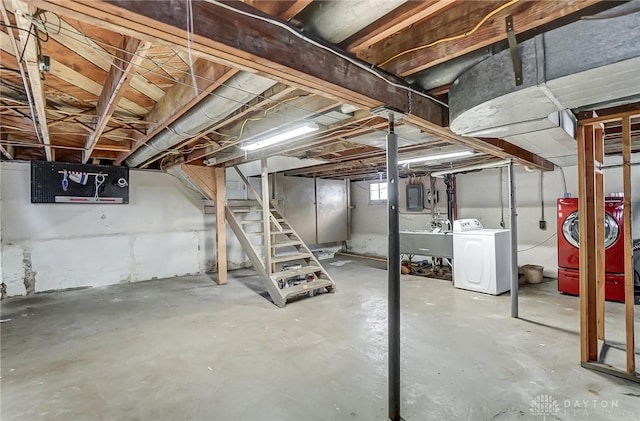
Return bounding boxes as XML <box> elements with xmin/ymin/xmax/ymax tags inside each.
<box><xmin>282</xmin><ymin>279</ymin><xmax>333</xmax><ymax>299</ymax></box>
<box><xmin>271</xmin><ymin>252</ymin><xmax>312</xmax><ymax>263</ymax></box>
<box><xmin>271</xmin><ymin>265</ymin><xmax>322</xmax><ymax>281</ymax></box>
<box><xmin>272</xmin><ymin>241</ymin><xmax>302</xmax><ymax>248</ymax></box>
<box><xmin>246</xmin><ymin>230</ymin><xmax>294</xmax><ymax>236</ymax></box>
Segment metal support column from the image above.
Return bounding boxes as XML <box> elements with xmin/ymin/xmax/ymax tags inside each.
<box><xmin>386</xmin><ymin>113</ymin><xmax>401</xmax><ymax>421</ymax></box>
<box><xmin>508</xmin><ymin>161</ymin><xmax>519</xmax><ymax>318</ymax></box>
<box><xmin>261</xmin><ymin>158</ymin><xmax>271</xmax><ymax>274</ymax></box>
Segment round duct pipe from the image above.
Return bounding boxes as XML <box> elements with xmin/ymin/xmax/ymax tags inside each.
<box><xmin>448</xmin><ymin>5</ymin><xmax>640</xmax><ymax>166</ymax></box>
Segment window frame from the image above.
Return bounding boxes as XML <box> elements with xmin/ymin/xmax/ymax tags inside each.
<box><xmin>369</xmin><ymin>181</ymin><xmax>388</xmax><ymax>204</ymax></box>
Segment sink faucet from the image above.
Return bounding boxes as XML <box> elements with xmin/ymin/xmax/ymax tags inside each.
<box><xmin>442</xmin><ymin>219</ymin><xmax>452</xmax><ymax>231</ymax></box>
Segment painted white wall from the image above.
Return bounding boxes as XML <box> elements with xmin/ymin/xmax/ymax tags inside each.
<box><xmin>348</xmin><ymin>177</ymin><xmax>448</xmax><ymax>257</ymax></box>
<box><xmin>348</xmin><ymin>155</ymin><xmax>639</xmax><ymax>278</ymax></box>
<box><xmin>456</xmin><ymin>155</ymin><xmax>639</xmax><ymax>278</ymax></box>
<box><xmin>0</xmin><ymin>162</ymin><xmax>220</xmax><ymax>296</ymax></box>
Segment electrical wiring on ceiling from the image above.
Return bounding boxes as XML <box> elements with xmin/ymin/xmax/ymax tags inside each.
<box><xmin>377</xmin><ymin>0</ymin><xmax>521</xmax><ymax>68</ymax></box>
<box><xmin>26</xmin><ymin>11</ymin><xmax>407</xmax><ymax>136</ymax></box>
<box><xmin>9</xmin><ymin>5</ymin><xmax>460</xmax><ymax>165</ymax></box>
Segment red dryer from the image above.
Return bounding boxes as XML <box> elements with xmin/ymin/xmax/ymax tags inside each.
<box><xmin>557</xmin><ymin>197</ymin><xmax>625</xmax><ymax>302</ymax></box>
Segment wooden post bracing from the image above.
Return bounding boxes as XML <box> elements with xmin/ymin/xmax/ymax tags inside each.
<box><xmin>577</xmin><ymin>124</ymin><xmax>598</xmax><ymax>362</ymax></box>
<box><xmin>621</xmin><ymin>116</ymin><xmax>635</xmax><ymax>374</ymax></box>
<box><xmin>578</xmin><ymin>112</ymin><xmax>638</xmax><ymax>382</ymax></box>
<box><xmin>594</xmin><ymin>126</ymin><xmax>605</xmax><ymax>340</ymax></box>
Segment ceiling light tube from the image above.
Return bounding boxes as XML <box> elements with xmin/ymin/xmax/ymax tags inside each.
<box><xmin>430</xmin><ymin>159</ymin><xmax>512</xmax><ymax>178</ymax></box>
<box><xmin>398</xmin><ymin>150</ymin><xmax>473</xmax><ymax>165</ymax></box>
<box><xmin>241</xmin><ymin>122</ymin><xmax>319</xmax><ymax>151</ymax></box>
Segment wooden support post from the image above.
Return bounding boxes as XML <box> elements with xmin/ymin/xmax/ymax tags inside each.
<box><xmin>622</xmin><ymin>116</ymin><xmax>635</xmax><ymax>374</ymax></box>
<box><xmin>261</xmin><ymin>158</ymin><xmax>272</xmax><ymax>274</ymax></box>
<box><xmin>577</xmin><ymin>125</ymin><xmax>598</xmax><ymax>362</ymax></box>
<box><xmin>214</xmin><ymin>167</ymin><xmax>227</xmax><ymax>285</ymax></box>
<box><xmin>594</xmin><ymin>126</ymin><xmax>605</xmax><ymax>340</ymax></box>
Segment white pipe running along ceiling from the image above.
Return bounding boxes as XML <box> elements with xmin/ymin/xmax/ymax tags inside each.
<box><xmin>448</xmin><ymin>2</ymin><xmax>640</xmax><ymax>167</ymax></box>
<box><xmin>126</xmin><ymin>1</ymin><xmax>411</xmax><ymax>168</ymax></box>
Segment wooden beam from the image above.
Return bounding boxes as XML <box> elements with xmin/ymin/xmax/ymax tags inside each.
<box><xmin>342</xmin><ymin>0</ymin><xmax>459</xmax><ymax>53</ymax></box>
<box><xmin>27</xmin><ymin>0</ymin><xmax>444</xmax><ymax>123</ymax></box>
<box><xmin>28</xmin><ymin>0</ymin><xmax>553</xmax><ymax>171</ymax></box>
<box><xmin>214</xmin><ymin>167</ymin><xmax>227</xmax><ymax>285</ymax></box>
<box><xmin>8</xmin><ymin>0</ymin><xmax>52</xmax><ymax>160</ymax></box>
<box><xmin>363</xmin><ymin>0</ymin><xmax>604</xmax><ymax>77</ymax></box>
<box><xmin>403</xmin><ymin>120</ymin><xmax>555</xmax><ymax>171</ymax></box>
<box><xmin>577</xmin><ymin>124</ymin><xmax>598</xmax><ymax>363</ymax></box>
<box><xmin>621</xmin><ymin>116</ymin><xmax>635</xmax><ymax>375</ymax></box>
<box><xmin>594</xmin><ymin>126</ymin><xmax>605</xmax><ymax>341</ymax></box>
<box><xmin>477</xmin><ymin>137</ymin><xmax>555</xmax><ymax>171</ymax></box>
<box><xmin>83</xmin><ymin>36</ymin><xmax>151</xmax><ymax>162</ymax></box>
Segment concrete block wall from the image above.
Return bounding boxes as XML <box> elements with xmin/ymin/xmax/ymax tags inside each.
<box><xmin>1</xmin><ymin>162</ymin><xmax>234</xmax><ymax>296</ymax></box>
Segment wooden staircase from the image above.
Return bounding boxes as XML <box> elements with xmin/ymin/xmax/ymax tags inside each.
<box><xmin>225</xmin><ymin>166</ymin><xmax>336</xmax><ymax>307</ymax></box>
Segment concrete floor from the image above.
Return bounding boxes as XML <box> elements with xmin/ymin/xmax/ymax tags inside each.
<box><xmin>2</xmin><ymin>259</ymin><xmax>639</xmax><ymax>420</ymax></box>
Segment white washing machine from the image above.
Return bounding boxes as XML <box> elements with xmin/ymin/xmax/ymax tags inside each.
<box><xmin>453</xmin><ymin>219</ymin><xmax>511</xmax><ymax>295</ymax></box>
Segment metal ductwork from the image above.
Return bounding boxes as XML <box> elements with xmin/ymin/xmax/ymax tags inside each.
<box><xmin>298</xmin><ymin>0</ymin><xmax>407</xmax><ymax>44</ymax></box>
<box><xmin>125</xmin><ymin>73</ymin><xmax>277</xmax><ymax>167</ymax></box>
<box><xmin>449</xmin><ymin>3</ymin><xmax>640</xmax><ymax>166</ymax></box>
<box><xmin>126</xmin><ymin>1</ymin><xmax>407</xmax><ymax>168</ymax></box>
<box><xmin>407</xmin><ymin>47</ymin><xmax>497</xmax><ymax>92</ymax></box>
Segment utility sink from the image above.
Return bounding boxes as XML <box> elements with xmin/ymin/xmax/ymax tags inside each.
<box><xmin>399</xmin><ymin>230</ymin><xmax>453</xmax><ymax>258</ymax></box>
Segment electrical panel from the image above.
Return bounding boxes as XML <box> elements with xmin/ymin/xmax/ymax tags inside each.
<box><xmin>406</xmin><ymin>184</ymin><xmax>423</xmax><ymax>211</ymax></box>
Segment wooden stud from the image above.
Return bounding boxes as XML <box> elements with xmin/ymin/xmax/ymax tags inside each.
<box><xmin>594</xmin><ymin>126</ymin><xmax>605</xmax><ymax>340</ymax></box>
<box><xmin>578</xmin><ymin>110</ymin><xmax>640</xmax><ymax>126</ymax></box>
<box><xmin>621</xmin><ymin>116</ymin><xmax>635</xmax><ymax>374</ymax></box>
<box><xmin>577</xmin><ymin>124</ymin><xmax>598</xmax><ymax>363</ymax></box>
<box><xmin>214</xmin><ymin>167</ymin><xmax>227</xmax><ymax>285</ymax></box>
<box><xmin>83</xmin><ymin>36</ymin><xmax>151</xmax><ymax>162</ymax></box>
<box><xmin>261</xmin><ymin>158</ymin><xmax>272</xmax><ymax>274</ymax></box>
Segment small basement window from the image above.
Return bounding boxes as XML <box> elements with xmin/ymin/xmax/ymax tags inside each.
<box><xmin>369</xmin><ymin>181</ymin><xmax>388</xmax><ymax>203</ymax></box>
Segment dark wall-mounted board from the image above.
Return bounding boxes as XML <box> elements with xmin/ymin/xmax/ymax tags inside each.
<box><xmin>31</xmin><ymin>161</ymin><xmax>129</xmax><ymax>204</ymax></box>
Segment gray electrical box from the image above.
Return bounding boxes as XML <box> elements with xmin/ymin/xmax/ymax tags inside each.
<box><xmin>406</xmin><ymin>184</ymin><xmax>423</xmax><ymax>211</ymax></box>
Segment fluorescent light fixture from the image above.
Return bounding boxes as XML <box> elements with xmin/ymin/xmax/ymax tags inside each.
<box><xmin>431</xmin><ymin>159</ymin><xmax>511</xmax><ymax>178</ymax></box>
<box><xmin>398</xmin><ymin>150</ymin><xmax>473</xmax><ymax>165</ymax></box>
<box><xmin>241</xmin><ymin>122</ymin><xmax>319</xmax><ymax>151</ymax></box>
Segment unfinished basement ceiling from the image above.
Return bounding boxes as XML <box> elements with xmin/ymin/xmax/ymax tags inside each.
<box><xmin>1</xmin><ymin>0</ymin><xmax>637</xmax><ymax>179</ymax></box>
